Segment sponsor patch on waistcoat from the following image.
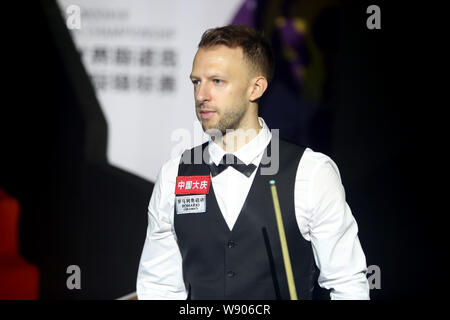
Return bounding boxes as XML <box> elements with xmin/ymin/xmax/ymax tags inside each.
<box><xmin>175</xmin><ymin>194</ymin><xmax>206</xmax><ymax>214</ymax></box>
<box><xmin>174</xmin><ymin>175</ymin><xmax>210</xmax><ymax>214</ymax></box>
<box><xmin>175</xmin><ymin>175</ymin><xmax>211</xmax><ymax>195</ymax></box>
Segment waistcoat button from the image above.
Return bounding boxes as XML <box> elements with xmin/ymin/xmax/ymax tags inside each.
<box><xmin>227</xmin><ymin>271</ymin><xmax>236</xmax><ymax>278</ymax></box>
<box><xmin>227</xmin><ymin>241</ymin><xmax>236</xmax><ymax>248</ymax></box>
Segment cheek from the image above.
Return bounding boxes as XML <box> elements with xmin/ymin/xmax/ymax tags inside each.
<box><xmin>224</xmin><ymin>85</ymin><xmax>246</xmax><ymax>101</ymax></box>
<box><xmin>213</xmin><ymin>84</ymin><xmax>248</xmax><ymax>111</ymax></box>
<box><xmin>229</xmin><ymin>87</ymin><xmax>249</xmax><ymax>107</ymax></box>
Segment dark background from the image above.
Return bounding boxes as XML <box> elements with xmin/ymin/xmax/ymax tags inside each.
<box><xmin>0</xmin><ymin>0</ymin><xmax>431</xmax><ymax>299</ymax></box>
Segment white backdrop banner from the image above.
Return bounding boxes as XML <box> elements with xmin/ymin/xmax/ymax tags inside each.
<box><xmin>57</xmin><ymin>0</ymin><xmax>243</xmax><ymax>182</ymax></box>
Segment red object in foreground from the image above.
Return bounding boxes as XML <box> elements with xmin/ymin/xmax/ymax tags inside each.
<box><xmin>0</xmin><ymin>189</ymin><xmax>39</xmax><ymax>300</ymax></box>
<box><xmin>175</xmin><ymin>175</ymin><xmax>211</xmax><ymax>195</ymax></box>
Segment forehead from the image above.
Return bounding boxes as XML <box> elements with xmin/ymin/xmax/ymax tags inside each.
<box><xmin>191</xmin><ymin>45</ymin><xmax>248</xmax><ymax>76</ymax></box>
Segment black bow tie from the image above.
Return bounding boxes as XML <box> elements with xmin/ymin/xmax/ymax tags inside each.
<box><xmin>209</xmin><ymin>154</ymin><xmax>257</xmax><ymax>177</ymax></box>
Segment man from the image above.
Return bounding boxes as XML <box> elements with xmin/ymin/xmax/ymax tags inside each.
<box><xmin>137</xmin><ymin>25</ymin><xmax>369</xmax><ymax>300</ymax></box>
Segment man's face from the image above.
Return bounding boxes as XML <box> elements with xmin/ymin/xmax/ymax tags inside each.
<box><xmin>190</xmin><ymin>45</ymin><xmax>253</xmax><ymax>134</ymax></box>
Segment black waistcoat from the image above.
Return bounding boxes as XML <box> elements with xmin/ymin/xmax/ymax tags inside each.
<box><xmin>174</xmin><ymin>138</ymin><xmax>317</xmax><ymax>300</ymax></box>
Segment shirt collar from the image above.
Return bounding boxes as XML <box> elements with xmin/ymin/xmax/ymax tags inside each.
<box><xmin>208</xmin><ymin>117</ymin><xmax>272</xmax><ymax>166</ymax></box>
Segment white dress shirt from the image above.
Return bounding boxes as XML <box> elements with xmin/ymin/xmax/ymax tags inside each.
<box><xmin>137</xmin><ymin>117</ymin><xmax>370</xmax><ymax>300</ymax></box>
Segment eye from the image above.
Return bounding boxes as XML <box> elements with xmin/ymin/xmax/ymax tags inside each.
<box><xmin>213</xmin><ymin>79</ymin><xmax>223</xmax><ymax>84</ymax></box>
<box><xmin>191</xmin><ymin>79</ymin><xmax>200</xmax><ymax>86</ymax></box>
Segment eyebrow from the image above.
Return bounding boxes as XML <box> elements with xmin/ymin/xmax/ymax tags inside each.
<box><xmin>189</xmin><ymin>74</ymin><xmax>226</xmax><ymax>80</ymax></box>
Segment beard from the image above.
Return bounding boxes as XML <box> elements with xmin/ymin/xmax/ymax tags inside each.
<box><xmin>200</xmin><ymin>104</ymin><xmax>247</xmax><ymax>136</ymax></box>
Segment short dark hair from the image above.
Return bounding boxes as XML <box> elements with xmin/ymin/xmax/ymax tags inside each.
<box><xmin>198</xmin><ymin>25</ymin><xmax>275</xmax><ymax>82</ymax></box>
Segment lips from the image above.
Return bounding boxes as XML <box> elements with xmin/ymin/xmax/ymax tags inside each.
<box><xmin>199</xmin><ymin>110</ymin><xmax>216</xmax><ymax>119</ymax></box>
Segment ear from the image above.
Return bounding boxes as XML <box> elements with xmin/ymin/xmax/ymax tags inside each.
<box><xmin>249</xmin><ymin>76</ymin><xmax>268</xmax><ymax>102</ymax></box>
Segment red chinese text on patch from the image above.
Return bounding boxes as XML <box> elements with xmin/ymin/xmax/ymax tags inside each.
<box><xmin>175</xmin><ymin>175</ymin><xmax>211</xmax><ymax>195</ymax></box>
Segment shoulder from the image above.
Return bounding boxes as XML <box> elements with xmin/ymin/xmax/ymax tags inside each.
<box><xmin>301</xmin><ymin>148</ymin><xmax>333</xmax><ymax>168</ymax></box>
<box><xmin>160</xmin><ymin>155</ymin><xmax>182</xmax><ymax>179</ymax></box>
<box><xmin>295</xmin><ymin>148</ymin><xmax>346</xmax><ymax>219</ymax></box>
<box><xmin>296</xmin><ymin>147</ymin><xmax>342</xmax><ymax>185</ymax></box>
<box><xmin>273</xmin><ymin>137</ymin><xmax>340</xmax><ymax>177</ymax></box>
<box><xmin>158</xmin><ymin>142</ymin><xmax>208</xmax><ymax>181</ymax></box>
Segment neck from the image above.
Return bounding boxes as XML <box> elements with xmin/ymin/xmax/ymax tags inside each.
<box><xmin>216</xmin><ymin>116</ymin><xmax>262</xmax><ymax>153</ymax></box>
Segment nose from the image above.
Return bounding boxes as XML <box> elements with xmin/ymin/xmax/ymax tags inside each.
<box><xmin>195</xmin><ymin>82</ymin><xmax>211</xmax><ymax>104</ymax></box>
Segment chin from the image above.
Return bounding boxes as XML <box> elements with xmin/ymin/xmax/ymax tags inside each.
<box><xmin>199</xmin><ymin>118</ymin><xmax>215</xmax><ymax>130</ymax></box>
<box><xmin>201</xmin><ymin>122</ymin><xmax>215</xmax><ymax>132</ymax></box>
<box><xmin>202</xmin><ymin>123</ymin><xmax>223</xmax><ymax>136</ymax></box>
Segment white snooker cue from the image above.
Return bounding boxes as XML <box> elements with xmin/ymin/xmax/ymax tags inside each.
<box><xmin>269</xmin><ymin>180</ymin><xmax>298</xmax><ymax>300</ymax></box>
